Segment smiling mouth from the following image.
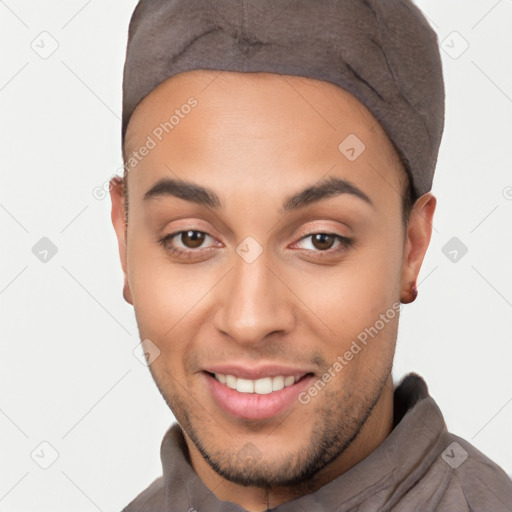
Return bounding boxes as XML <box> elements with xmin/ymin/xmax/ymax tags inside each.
<box><xmin>205</xmin><ymin>371</ymin><xmax>312</xmax><ymax>395</ymax></box>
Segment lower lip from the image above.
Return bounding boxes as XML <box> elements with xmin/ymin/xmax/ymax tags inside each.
<box><xmin>204</xmin><ymin>372</ymin><xmax>314</xmax><ymax>420</ymax></box>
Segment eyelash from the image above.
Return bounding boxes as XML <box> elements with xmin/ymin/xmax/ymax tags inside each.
<box><xmin>158</xmin><ymin>230</ymin><xmax>354</xmax><ymax>259</ymax></box>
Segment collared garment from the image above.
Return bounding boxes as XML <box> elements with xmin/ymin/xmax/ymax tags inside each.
<box><xmin>122</xmin><ymin>373</ymin><xmax>512</xmax><ymax>511</ymax></box>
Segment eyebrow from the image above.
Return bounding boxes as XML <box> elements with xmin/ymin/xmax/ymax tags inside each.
<box><xmin>144</xmin><ymin>176</ymin><xmax>374</xmax><ymax>212</ymax></box>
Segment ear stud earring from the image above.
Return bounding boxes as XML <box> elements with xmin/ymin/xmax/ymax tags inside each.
<box><xmin>400</xmin><ymin>281</ymin><xmax>418</xmax><ymax>304</ymax></box>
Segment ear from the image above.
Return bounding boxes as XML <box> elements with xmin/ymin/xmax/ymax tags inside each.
<box><xmin>400</xmin><ymin>192</ymin><xmax>436</xmax><ymax>301</ymax></box>
<box><xmin>110</xmin><ymin>176</ymin><xmax>133</xmax><ymax>305</ymax></box>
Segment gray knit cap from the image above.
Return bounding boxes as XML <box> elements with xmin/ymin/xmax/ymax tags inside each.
<box><xmin>122</xmin><ymin>0</ymin><xmax>445</xmax><ymax>197</ymax></box>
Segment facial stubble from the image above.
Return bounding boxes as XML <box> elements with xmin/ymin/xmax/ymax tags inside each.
<box><xmin>147</xmin><ymin>358</ymin><xmax>391</xmax><ymax>491</ymax></box>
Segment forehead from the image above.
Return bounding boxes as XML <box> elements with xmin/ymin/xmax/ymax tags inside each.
<box><xmin>123</xmin><ymin>70</ymin><xmax>403</xmax><ymax>210</ymax></box>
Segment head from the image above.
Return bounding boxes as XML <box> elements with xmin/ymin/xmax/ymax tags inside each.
<box><xmin>110</xmin><ymin>69</ymin><xmax>435</xmax><ymax>491</ymax></box>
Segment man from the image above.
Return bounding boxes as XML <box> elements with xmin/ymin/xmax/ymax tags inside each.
<box><xmin>111</xmin><ymin>0</ymin><xmax>512</xmax><ymax>510</ymax></box>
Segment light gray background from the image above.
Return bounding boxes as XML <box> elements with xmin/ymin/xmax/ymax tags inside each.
<box><xmin>1</xmin><ymin>1</ymin><xmax>511</xmax><ymax>510</ymax></box>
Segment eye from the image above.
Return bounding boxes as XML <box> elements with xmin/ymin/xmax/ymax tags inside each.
<box><xmin>159</xmin><ymin>230</ymin><xmax>216</xmax><ymax>256</ymax></box>
<box><xmin>294</xmin><ymin>233</ymin><xmax>353</xmax><ymax>255</ymax></box>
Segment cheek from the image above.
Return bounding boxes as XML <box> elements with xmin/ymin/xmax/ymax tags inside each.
<box><xmin>288</xmin><ymin>230</ymin><xmax>403</xmax><ymax>363</ymax></box>
<box><xmin>352</xmin><ymin>223</ymin><xmax>404</xmax><ymax>303</ymax></box>
<box><xmin>126</xmin><ymin>236</ymin><xmax>219</xmax><ymax>348</ymax></box>
<box><xmin>126</xmin><ymin>235</ymin><xmax>181</xmax><ymax>339</ymax></box>
<box><xmin>297</xmin><ymin>236</ymin><xmax>401</xmax><ymax>315</ymax></box>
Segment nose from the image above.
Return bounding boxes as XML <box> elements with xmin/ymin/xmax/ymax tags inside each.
<box><xmin>213</xmin><ymin>249</ymin><xmax>296</xmax><ymax>346</ymax></box>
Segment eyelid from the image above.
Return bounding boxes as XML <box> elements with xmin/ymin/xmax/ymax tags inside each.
<box><xmin>292</xmin><ymin>220</ymin><xmax>352</xmax><ymax>239</ymax></box>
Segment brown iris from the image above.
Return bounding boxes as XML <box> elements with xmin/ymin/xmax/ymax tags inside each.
<box><xmin>310</xmin><ymin>233</ymin><xmax>336</xmax><ymax>251</ymax></box>
<box><xmin>180</xmin><ymin>230</ymin><xmax>205</xmax><ymax>248</ymax></box>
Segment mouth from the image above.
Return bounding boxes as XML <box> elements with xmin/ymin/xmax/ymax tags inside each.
<box><xmin>203</xmin><ymin>369</ymin><xmax>315</xmax><ymax>420</ymax></box>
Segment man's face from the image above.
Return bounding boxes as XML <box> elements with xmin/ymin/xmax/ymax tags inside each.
<box><xmin>114</xmin><ymin>70</ymin><xmax>422</xmax><ymax>488</ymax></box>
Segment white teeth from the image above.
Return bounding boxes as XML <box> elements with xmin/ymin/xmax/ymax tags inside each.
<box><xmin>254</xmin><ymin>377</ymin><xmax>273</xmax><ymax>394</ymax></box>
<box><xmin>225</xmin><ymin>374</ymin><xmax>237</xmax><ymax>390</ymax></box>
<box><xmin>236</xmin><ymin>378</ymin><xmax>254</xmax><ymax>393</ymax></box>
<box><xmin>272</xmin><ymin>376</ymin><xmax>284</xmax><ymax>391</ymax></box>
<box><xmin>214</xmin><ymin>373</ymin><xmax>298</xmax><ymax>394</ymax></box>
<box><xmin>284</xmin><ymin>376</ymin><xmax>295</xmax><ymax>387</ymax></box>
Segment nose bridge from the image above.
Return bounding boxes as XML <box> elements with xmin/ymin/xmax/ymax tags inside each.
<box><xmin>214</xmin><ymin>246</ymin><xmax>294</xmax><ymax>344</ymax></box>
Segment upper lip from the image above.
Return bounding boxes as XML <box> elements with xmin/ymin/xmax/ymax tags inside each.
<box><xmin>203</xmin><ymin>364</ymin><xmax>313</xmax><ymax>380</ymax></box>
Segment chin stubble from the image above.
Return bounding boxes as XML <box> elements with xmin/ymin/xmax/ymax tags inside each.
<box><xmin>147</xmin><ymin>345</ymin><xmax>391</xmax><ymax>491</ymax></box>
<box><xmin>178</xmin><ymin>373</ymin><xmax>388</xmax><ymax>490</ymax></box>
